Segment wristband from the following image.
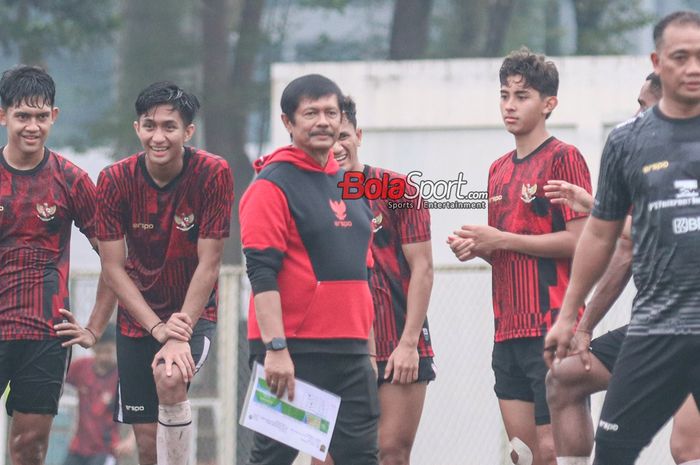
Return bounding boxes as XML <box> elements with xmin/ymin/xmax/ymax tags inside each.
<box><xmin>85</xmin><ymin>327</ymin><xmax>98</xmax><ymax>344</ymax></box>
<box><xmin>149</xmin><ymin>321</ymin><xmax>165</xmax><ymax>335</ymax></box>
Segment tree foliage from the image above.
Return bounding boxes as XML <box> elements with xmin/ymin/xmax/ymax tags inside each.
<box><xmin>573</xmin><ymin>0</ymin><xmax>652</xmax><ymax>55</ymax></box>
<box><xmin>0</xmin><ymin>0</ymin><xmax>118</xmax><ymax>65</ymax></box>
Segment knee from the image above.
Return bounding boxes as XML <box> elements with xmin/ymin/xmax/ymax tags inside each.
<box><xmin>10</xmin><ymin>429</ymin><xmax>50</xmax><ymax>465</ymax></box>
<box><xmin>545</xmin><ymin>368</ymin><xmax>583</xmax><ymax>409</ymax></box>
<box><xmin>135</xmin><ymin>432</ymin><xmax>157</xmax><ymax>465</ymax></box>
<box><xmin>154</xmin><ymin>365</ymin><xmax>187</xmax><ymax>403</ymax></box>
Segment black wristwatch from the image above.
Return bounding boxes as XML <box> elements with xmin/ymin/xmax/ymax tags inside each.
<box><xmin>265</xmin><ymin>337</ymin><xmax>287</xmax><ymax>351</ymax></box>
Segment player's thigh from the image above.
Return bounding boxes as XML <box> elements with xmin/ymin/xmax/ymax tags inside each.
<box><xmin>115</xmin><ymin>333</ymin><xmax>159</xmax><ymax>424</ymax></box>
<box><xmin>670</xmin><ymin>395</ymin><xmax>700</xmax><ymax>462</ymax></box>
<box><xmin>5</xmin><ymin>339</ymin><xmax>69</xmax><ymax>416</ymax></box>
<box><xmin>377</xmin><ymin>381</ymin><xmax>427</xmax><ymax>450</ymax></box>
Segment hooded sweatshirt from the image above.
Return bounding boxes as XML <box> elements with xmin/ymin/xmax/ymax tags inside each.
<box><xmin>240</xmin><ymin>145</ymin><xmax>374</xmax><ymax>355</ymax></box>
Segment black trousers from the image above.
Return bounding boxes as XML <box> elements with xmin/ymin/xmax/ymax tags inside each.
<box><xmin>247</xmin><ymin>352</ymin><xmax>380</xmax><ymax>465</ymax></box>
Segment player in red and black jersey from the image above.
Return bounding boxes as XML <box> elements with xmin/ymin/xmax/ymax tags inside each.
<box><xmin>63</xmin><ymin>325</ymin><xmax>135</xmax><ymax>465</ymax></box>
<box><xmin>95</xmin><ymin>82</ymin><xmax>233</xmax><ymax>465</ymax></box>
<box><xmin>0</xmin><ymin>65</ymin><xmax>117</xmax><ymax>465</ymax></box>
<box><xmin>319</xmin><ymin>96</ymin><xmax>434</xmax><ymax>465</ymax></box>
<box><xmin>449</xmin><ymin>49</ymin><xmax>591</xmax><ymax>465</ymax></box>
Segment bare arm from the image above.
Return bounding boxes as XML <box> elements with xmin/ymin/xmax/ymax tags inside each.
<box><xmin>577</xmin><ymin>234</ymin><xmax>633</xmax><ymax>333</ymax></box>
<box><xmin>98</xmin><ymin>239</ymin><xmax>189</xmax><ymax>343</ymax></box>
<box><xmin>455</xmin><ymin>216</ymin><xmax>587</xmax><ymax>260</ymax></box>
<box><xmin>55</xmin><ymin>237</ymin><xmax>118</xmax><ymax>347</ymax></box>
<box><xmin>178</xmin><ymin>238</ymin><xmax>224</xmax><ymax>323</ymax></box>
<box><xmin>386</xmin><ymin>240</ymin><xmax>433</xmax><ymax>384</ymax></box>
<box><xmin>543</xmin><ymin>216</ymin><xmax>624</xmax><ymax>366</ymax></box>
<box><xmin>255</xmin><ymin>290</ymin><xmax>295</xmax><ymax>400</ymax></box>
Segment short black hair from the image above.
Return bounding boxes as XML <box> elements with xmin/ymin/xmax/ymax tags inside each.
<box><xmin>653</xmin><ymin>11</ymin><xmax>700</xmax><ymax>50</ymax></box>
<box><xmin>499</xmin><ymin>47</ymin><xmax>558</xmax><ymax>98</ymax></box>
<box><xmin>341</xmin><ymin>96</ymin><xmax>358</xmax><ymax>129</ymax></box>
<box><xmin>645</xmin><ymin>72</ymin><xmax>662</xmax><ymax>98</ymax></box>
<box><xmin>281</xmin><ymin>74</ymin><xmax>343</xmax><ymax>123</ymax></box>
<box><xmin>0</xmin><ymin>65</ymin><xmax>55</xmax><ymax>109</ymax></box>
<box><xmin>135</xmin><ymin>81</ymin><xmax>200</xmax><ymax>125</ymax></box>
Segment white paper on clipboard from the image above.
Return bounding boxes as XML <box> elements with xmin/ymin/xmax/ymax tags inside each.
<box><xmin>239</xmin><ymin>362</ymin><xmax>341</xmax><ymax>461</ymax></box>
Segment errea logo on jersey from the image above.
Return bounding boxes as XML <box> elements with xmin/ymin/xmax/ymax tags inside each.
<box><xmin>132</xmin><ymin>222</ymin><xmax>154</xmax><ymax>230</ymax></box>
<box><xmin>125</xmin><ymin>404</ymin><xmax>145</xmax><ymax>412</ymax></box>
<box><xmin>329</xmin><ymin>200</ymin><xmax>352</xmax><ymax>228</ymax></box>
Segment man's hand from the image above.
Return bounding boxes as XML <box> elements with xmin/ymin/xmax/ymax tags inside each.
<box><xmin>264</xmin><ymin>349</ymin><xmax>296</xmax><ymax>401</ymax></box>
<box><xmin>385</xmin><ymin>341</ymin><xmax>419</xmax><ymax>384</ymax></box>
<box><xmin>543</xmin><ymin>319</ymin><xmax>576</xmax><ymax>368</ymax></box>
<box><xmin>151</xmin><ymin>313</ymin><xmax>192</xmax><ymax>344</ymax></box>
<box><xmin>454</xmin><ymin>225</ymin><xmax>503</xmax><ymax>255</ymax></box>
<box><xmin>151</xmin><ymin>339</ymin><xmax>195</xmax><ymax>383</ymax></box>
<box><xmin>569</xmin><ymin>330</ymin><xmax>593</xmax><ymax>371</ymax></box>
<box><xmin>543</xmin><ymin>180</ymin><xmax>594</xmax><ymax>214</ymax></box>
<box><xmin>446</xmin><ymin>235</ymin><xmax>476</xmax><ymax>262</ymax></box>
<box><xmin>54</xmin><ymin>308</ymin><xmax>97</xmax><ymax>348</ymax></box>
<box><xmin>164</xmin><ymin>312</ymin><xmax>193</xmax><ymax>341</ymax></box>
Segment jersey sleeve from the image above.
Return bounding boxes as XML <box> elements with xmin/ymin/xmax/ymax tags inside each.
<box><xmin>552</xmin><ymin>146</ymin><xmax>593</xmax><ymax>222</ymax></box>
<box><xmin>199</xmin><ymin>164</ymin><xmax>234</xmax><ymax>239</ymax></box>
<box><xmin>70</xmin><ymin>172</ymin><xmax>98</xmax><ymax>239</ymax></box>
<box><xmin>397</xmin><ymin>200</ymin><xmax>431</xmax><ymax>244</ymax></box>
<box><xmin>96</xmin><ymin>168</ymin><xmax>127</xmax><ymax>241</ymax></box>
<box><xmin>240</xmin><ymin>179</ymin><xmax>291</xmax><ymax>294</ymax></box>
<box><xmin>592</xmin><ymin>132</ymin><xmax>631</xmax><ymax>220</ymax></box>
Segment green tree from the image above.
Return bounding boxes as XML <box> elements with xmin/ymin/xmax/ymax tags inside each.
<box><xmin>0</xmin><ymin>0</ymin><xmax>117</xmax><ymax>66</ymax></box>
<box><xmin>573</xmin><ymin>0</ymin><xmax>652</xmax><ymax>55</ymax></box>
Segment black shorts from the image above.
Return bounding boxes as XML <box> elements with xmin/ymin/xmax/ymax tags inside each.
<box><xmin>594</xmin><ymin>335</ymin><xmax>700</xmax><ymax>463</ymax></box>
<box><xmin>63</xmin><ymin>452</ymin><xmax>115</xmax><ymax>465</ymax></box>
<box><xmin>589</xmin><ymin>325</ymin><xmax>628</xmax><ymax>373</ymax></box>
<box><xmin>0</xmin><ymin>339</ymin><xmax>70</xmax><ymax>416</ymax></box>
<box><xmin>376</xmin><ymin>357</ymin><xmax>436</xmax><ymax>386</ymax></box>
<box><xmin>247</xmin><ymin>352</ymin><xmax>379</xmax><ymax>465</ymax></box>
<box><xmin>114</xmin><ymin>319</ymin><xmax>216</xmax><ymax>424</ymax></box>
<box><xmin>492</xmin><ymin>337</ymin><xmax>550</xmax><ymax>425</ymax></box>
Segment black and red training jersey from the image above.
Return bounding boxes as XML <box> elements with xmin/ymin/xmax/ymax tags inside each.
<box><xmin>0</xmin><ymin>148</ymin><xmax>97</xmax><ymax>340</ymax></box>
<box><xmin>363</xmin><ymin>165</ymin><xmax>434</xmax><ymax>361</ymax></box>
<box><xmin>241</xmin><ymin>146</ymin><xmax>375</xmax><ymax>355</ymax></box>
<box><xmin>96</xmin><ymin>147</ymin><xmax>234</xmax><ymax>337</ymax></box>
<box><xmin>488</xmin><ymin>137</ymin><xmax>591</xmax><ymax>342</ymax></box>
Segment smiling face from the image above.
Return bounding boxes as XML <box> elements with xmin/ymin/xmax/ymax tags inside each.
<box><xmin>282</xmin><ymin>94</ymin><xmax>341</xmax><ymax>163</ymax></box>
<box><xmin>0</xmin><ymin>99</ymin><xmax>58</xmax><ymax>161</ymax></box>
<box><xmin>134</xmin><ymin>104</ymin><xmax>194</xmax><ymax>169</ymax></box>
<box><xmin>499</xmin><ymin>75</ymin><xmax>556</xmax><ymax>136</ymax></box>
<box><xmin>333</xmin><ymin>118</ymin><xmax>363</xmax><ymax>171</ymax></box>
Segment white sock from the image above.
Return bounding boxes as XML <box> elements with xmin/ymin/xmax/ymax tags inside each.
<box><xmin>156</xmin><ymin>400</ymin><xmax>192</xmax><ymax>465</ymax></box>
<box><xmin>557</xmin><ymin>457</ymin><xmax>589</xmax><ymax>465</ymax></box>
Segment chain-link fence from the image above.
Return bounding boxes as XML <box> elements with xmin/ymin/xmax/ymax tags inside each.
<box><xmin>2</xmin><ymin>265</ymin><xmax>676</xmax><ymax>465</ymax></box>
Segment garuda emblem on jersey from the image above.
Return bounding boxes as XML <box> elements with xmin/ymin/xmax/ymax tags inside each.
<box><xmin>520</xmin><ymin>183</ymin><xmax>537</xmax><ymax>203</ymax></box>
<box><xmin>36</xmin><ymin>203</ymin><xmax>56</xmax><ymax>221</ymax></box>
<box><xmin>372</xmin><ymin>213</ymin><xmax>383</xmax><ymax>233</ymax></box>
<box><xmin>329</xmin><ymin>199</ymin><xmax>352</xmax><ymax>228</ymax></box>
<box><xmin>174</xmin><ymin>212</ymin><xmax>195</xmax><ymax>231</ymax></box>
<box><xmin>329</xmin><ymin>199</ymin><xmax>347</xmax><ymax>221</ymax></box>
